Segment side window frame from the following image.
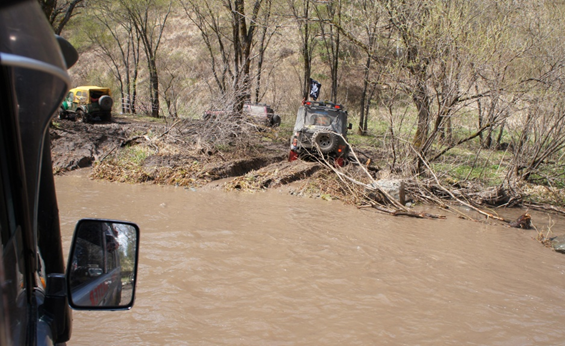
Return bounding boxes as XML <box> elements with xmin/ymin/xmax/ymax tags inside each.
<box><xmin>0</xmin><ymin>70</ymin><xmax>31</xmax><ymax>345</ymax></box>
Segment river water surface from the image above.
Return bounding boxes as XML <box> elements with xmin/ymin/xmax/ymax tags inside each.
<box><xmin>56</xmin><ymin>171</ymin><xmax>565</xmax><ymax>345</ymax></box>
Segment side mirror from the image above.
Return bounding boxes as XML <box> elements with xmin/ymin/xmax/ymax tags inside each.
<box><xmin>56</xmin><ymin>35</ymin><xmax>79</xmax><ymax>69</ymax></box>
<box><xmin>66</xmin><ymin>219</ymin><xmax>140</xmax><ymax>310</ymax></box>
<box><xmin>348</xmin><ymin>123</ymin><xmax>353</xmax><ymax>130</ymax></box>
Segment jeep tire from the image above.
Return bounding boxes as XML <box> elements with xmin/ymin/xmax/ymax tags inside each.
<box><xmin>313</xmin><ymin>131</ymin><xmax>338</xmax><ymax>154</ymax></box>
<box><xmin>77</xmin><ymin>109</ymin><xmax>89</xmax><ymax>123</ymax></box>
<box><xmin>98</xmin><ymin>95</ymin><xmax>113</xmax><ymax>111</ymax></box>
<box><xmin>58</xmin><ymin>107</ymin><xmax>65</xmax><ymax>120</ymax></box>
<box><xmin>271</xmin><ymin>114</ymin><xmax>281</xmax><ymax>127</ymax></box>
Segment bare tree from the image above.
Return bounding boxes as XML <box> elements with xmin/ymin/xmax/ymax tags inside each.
<box><xmin>181</xmin><ymin>0</ymin><xmax>267</xmax><ymax>113</ymax></box>
<box><xmin>228</xmin><ymin>0</ymin><xmax>264</xmax><ymax>111</ymax></box>
<box><xmin>253</xmin><ymin>0</ymin><xmax>279</xmax><ymax>104</ymax></box>
<box><xmin>505</xmin><ymin>1</ymin><xmax>565</xmax><ymax>182</ymax></box>
<box><xmin>85</xmin><ymin>0</ymin><xmax>142</xmax><ymax>115</ymax></box>
<box><xmin>315</xmin><ymin>0</ymin><xmax>343</xmax><ymax>103</ymax></box>
<box><xmin>346</xmin><ymin>0</ymin><xmax>385</xmax><ymax>134</ymax></box>
<box><xmin>120</xmin><ymin>0</ymin><xmax>172</xmax><ymax>118</ymax></box>
<box><xmin>288</xmin><ymin>0</ymin><xmax>319</xmax><ymax>100</ymax></box>
<box><xmin>159</xmin><ymin>52</ymin><xmax>196</xmax><ymax>118</ymax></box>
<box><xmin>38</xmin><ymin>0</ymin><xmax>84</xmax><ymax>34</ymax></box>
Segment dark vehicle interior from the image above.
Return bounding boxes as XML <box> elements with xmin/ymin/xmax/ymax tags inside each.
<box><xmin>0</xmin><ymin>0</ymin><xmax>139</xmax><ymax>345</ymax></box>
<box><xmin>90</xmin><ymin>90</ymin><xmax>105</xmax><ymax>102</ymax></box>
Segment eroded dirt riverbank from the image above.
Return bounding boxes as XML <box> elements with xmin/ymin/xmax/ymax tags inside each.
<box><xmin>50</xmin><ymin>116</ymin><xmax>565</xmax><ymax>237</ymax></box>
<box><xmin>50</xmin><ymin>116</ymin><xmax>313</xmax><ymax>188</ymax></box>
<box><xmin>57</xmin><ymin>172</ymin><xmax>565</xmax><ymax>345</ymax></box>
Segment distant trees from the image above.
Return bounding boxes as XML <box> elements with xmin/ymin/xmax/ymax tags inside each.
<box><xmin>503</xmin><ymin>1</ymin><xmax>565</xmax><ymax>183</ymax></box>
<box><xmin>351</xmin><ymin>0</ymin><xmax>383</xmax><ymax>135</ymax></box>
<box><xmin>60</xmin><ymin>0</ymin><xmax>565</xmax><ymax>184</ymax></box>
<box><xmin>80</xmin><ymin>0</ymin><xmax>171</xmax><ymax>117</ymax></box>
<box><xmin>84</xmin><ymin>0</ymin><xmax>142</xmax><ymax>115</ymax></box>
<box><xmin>253</xmin><ymin>0</ymin><xmax>276</xmax><ymax>104</ymax></box>
<box><xmin>180</xmin><ymin>0</ymin><xmax>274</xmax><ymax>113</ymax></box>
<box><xmin>315</xmin><ymin>0</ymin><xmax>343</xmax><ymax>103</ymax></box>
<box><xmin>288</xmin><ymin>0</ymin><xmax>317</xmax><ymax>101</ymax></box>
<box><xmin>120</xmin><ymin>0</ymin><xmax>172</xmax><ymax>118</ymax></box>
<box><xmin>326</xmin><ymin>0</ymin><xmax>565</xmax><ymax>177</ymax></box>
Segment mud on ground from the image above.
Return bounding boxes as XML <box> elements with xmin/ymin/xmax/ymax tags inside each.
<box><xmin>50</xmin><ymin>116</ymin><xmax>354</xmax><ymax>196</ymax></box>
<box><xmin>50</xmin><ymin>116</ymin><xmax>565</xmax><ymax>224</ymax></box>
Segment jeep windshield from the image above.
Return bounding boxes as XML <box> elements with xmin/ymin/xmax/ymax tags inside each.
<box><xmin>294</xmin><ymin>108</ymin><xmax>343</xmax><ymax>132</ymax></box>
<box><xmin>305</xmin><ymin>111</ymin><xmax>333</xmax><ymax>126</ymax></box>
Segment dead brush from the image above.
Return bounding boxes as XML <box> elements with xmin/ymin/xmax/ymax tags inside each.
<box><xmin>298</xmin><ymin>171</ymin><xmax>362</xmax><ymax>205</ymax></box>
<box><xmin>92</xmin><ymin>150</ymin><xmax>211</xmax><ymax>187</ymax></box>
<box><xmin>533</xmin><ymin>216</ymin><xmax>554</xmax><ymax>248</ymax></box>
<box><xmin>90</xmin><ymin>161</ymin><xmax>150</xmax><ymax>183</ymax></box>
<box><xmin>224</xmin><ymin>170</ymin><xmax>273</xmax><ymax>192</ymax></box>
<box><xmin>196</xmin><ymin>107</ymin><xmax>258</xmax><ymax>154</ymax></box>
<box><xmin>310</xmin><ymin>132</ymin><xmax>408</xmax><ymax>210</ymax></box>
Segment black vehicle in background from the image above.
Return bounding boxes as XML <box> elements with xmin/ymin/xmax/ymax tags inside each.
<box><xmin>289</xmin><ymin>101</ymin><xmax>352</xmax><ymax>166</ymax></box>
<box><xmin>0</xmin><ymin>0</ymin><xmax>139</xmax><ymax>345</ymax></box>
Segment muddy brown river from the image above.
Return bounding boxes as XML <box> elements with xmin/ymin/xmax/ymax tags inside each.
<box><xmin>56</xmin><ymin>171</ymin><xmax>565</xmax><ymax>345</ymax></box>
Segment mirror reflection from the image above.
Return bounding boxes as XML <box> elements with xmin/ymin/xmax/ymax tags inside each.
<box><xmin>68</xmin><ymin>220</ymin><xmax>139</xmax><ymax>309</ymax></box>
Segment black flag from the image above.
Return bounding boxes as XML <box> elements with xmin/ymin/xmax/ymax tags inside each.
<box><xmin>309</xmin><ymin>78</ymin><xmax>321</xmax><ymax>101</ymax></box>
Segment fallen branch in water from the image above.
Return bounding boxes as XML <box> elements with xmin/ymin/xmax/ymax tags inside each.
<box><xmin>524</xmin><ymin>202</ymin><xmax>565</xmax><ymax>216</ymax></box>
<box><xmin>357</xmin><ymin>203</ymin><xmax>446</xmax><ymax>219</ymax></box>
<box><xmin>312</xmin><ymin>134</ymin><xmax>453</xmax><ymax>219</ymax></box>
<box><xmin>392</xmin><ymin>210</ymin><xmax>446</xmax><ymax>219</ymax></box>
<box><xmin>315</xmin><ymin>134</ymin><xmax>406</xmax><ymax>210</ymax></box>
<box><xmin>411</xmin><ymin>145</ymin><xmax>512</xmax><ymax>223</ymax></box>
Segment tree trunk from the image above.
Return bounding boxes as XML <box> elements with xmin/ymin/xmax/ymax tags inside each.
<box><xmin>301</xmin><ymin>0</ymin><xmax>311</xmax><ymax>100</ymax></box>
<box><xmin>358</xmin><ymin>55</ymin><xmax>371</xmax><ymax>134</ymax></box>
<box><xmin>149</xmin><ymin>56</ymin><xmax>160</xmax><ymax>117</ymax></box>
<box><xmin>412</xmin><ymin>81</ymin><xmax>430</xmax><ymax>150</ymax></box>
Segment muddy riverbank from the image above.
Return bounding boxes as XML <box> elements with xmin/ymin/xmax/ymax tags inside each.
<box><xmin>49</xmin><ymin>116</ymin><xmax>565</xmax><ymax>235</ymax></box>
<box><xmin>50</xmin><ymin>116</ymin><xmax>323</xmax><ymax>190</ymax></box>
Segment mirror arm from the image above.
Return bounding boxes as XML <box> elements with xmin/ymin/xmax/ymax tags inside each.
<box><xmin>42</xmin><ymin>273</ymin><xmax>71</xmax><ymax>343</ymax></box>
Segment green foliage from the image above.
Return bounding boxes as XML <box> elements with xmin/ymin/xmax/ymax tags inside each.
<box><xmin>116</xmin><ymin>146</ymin><xmax>152</xmax><ymax>166</ymax></box>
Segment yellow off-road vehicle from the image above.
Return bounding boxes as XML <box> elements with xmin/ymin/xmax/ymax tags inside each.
<box><xmin>59</xmin><ymin>86</ymin><xmax>113</xmax><ymax>122</ymax></box>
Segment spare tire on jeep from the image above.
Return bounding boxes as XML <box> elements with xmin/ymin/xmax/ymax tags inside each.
<box><xmin>313</xmin><ymin>131</ymin><xmax>338</xmax><ymax>154</ymax></box>
<box><xmin>271</xmin><ymin>114</ymin><xmax>281</xmax><ymax>127</ymax></box>
<box><xmin>98</xmin><ymin>95</ymin><xmax>113</xmax><ymax>111</ymax></box>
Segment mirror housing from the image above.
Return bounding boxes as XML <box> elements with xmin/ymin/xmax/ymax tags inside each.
<box><xmin>66</xmin><ymin>219</ymin><xmax>140</xmax><ymax>310</ymax></box>
<box><xmin>55</xmin><ymin>35</ymin><xmax>79</xmax><ymax>69</ymax></box>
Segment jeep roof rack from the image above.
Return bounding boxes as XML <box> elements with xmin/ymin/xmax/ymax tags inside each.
<box><xmin>304</xmin><ymin>100</ymin><xmax>345</xmax><ymax>110</ymax></box>
<box><xmin>244</xmin><ymin>102</ymin><xmax>270</xmax><ymax>106</ymax></box>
